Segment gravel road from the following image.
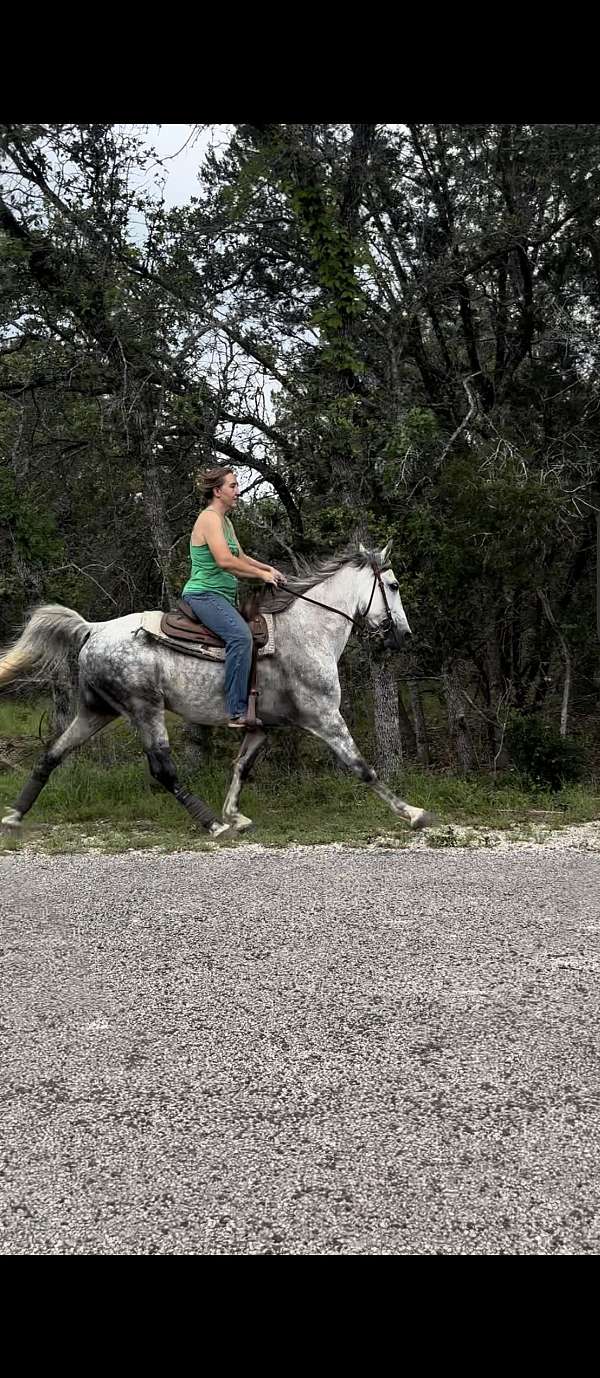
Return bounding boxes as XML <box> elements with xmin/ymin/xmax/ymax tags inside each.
<box><xmin>1</xmin><ymin>842</ymin><xmax>599</xmax><ymax>1255</ymax></box>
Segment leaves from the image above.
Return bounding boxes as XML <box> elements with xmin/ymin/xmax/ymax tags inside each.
<box><xmin>1</xmin><ymin>122</ymin><xmax>599</xmax><ymax>763</ymax></box>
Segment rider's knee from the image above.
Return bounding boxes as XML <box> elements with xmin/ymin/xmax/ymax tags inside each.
<box><xmin>230</xmin><ymin>627</ymin><xmax>253</xmax><ymax>651</ymax></box>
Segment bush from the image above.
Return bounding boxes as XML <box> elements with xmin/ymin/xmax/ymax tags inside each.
<box><xmin>505</xmin><ymin>711</ymin><xmax>585</xmax><ymax>791</ymax></box>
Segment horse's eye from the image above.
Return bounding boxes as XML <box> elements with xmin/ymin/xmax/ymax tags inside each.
<box><xmin>389</xmin><ymin>582</ymin><xmax>399</xmax><ymax>592</ymax></box>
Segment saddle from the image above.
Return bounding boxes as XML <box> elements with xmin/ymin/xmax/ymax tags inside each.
<box><xmin>160</xmin><ymin>598</ymin><xmax>269</xmax><ymax>730</ymax></box>
<box><xmin>161</xmin><ymin>600</ymin><xmax>268</xmax><ymax>649</ymax></box>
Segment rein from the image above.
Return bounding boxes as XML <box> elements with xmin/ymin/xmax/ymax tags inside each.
<box><xmin>272</xmin><ymin>562</ymin><xmax>395</xmax><ymax>640</ymax></box>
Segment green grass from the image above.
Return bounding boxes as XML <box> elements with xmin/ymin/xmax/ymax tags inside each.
<box><xmin>1</xmin><ymin>698</ymin><xmax>600</xmax><ymax>854</ymax></box>
<box><xmin>0</xmin><ymin>760</ymin><xmax>407</xmax><ymax>849</ymax></box>
<box><xmin>394</xmin><ymin>770</ymin><xmax>598</xmax><ymax>825</ymax></box>
<box><xmin>1</xmin><ymin>755</ymin><xmax>599</xmax><ymax>855</ymax></box>
<box><xmin>0</xmin><ymin>698</ymin><xmax>51</xmax><ymax>738</ymax></box>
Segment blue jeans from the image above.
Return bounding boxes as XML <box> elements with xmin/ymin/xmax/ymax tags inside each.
<box><xmin>183</xmin><ymin>592</ymin><xmax>253</xmax><ymax>718</ymax></box>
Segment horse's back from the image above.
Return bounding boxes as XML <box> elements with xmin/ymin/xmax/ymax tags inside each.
<box><xmin>79</xmin><ymin>612</ymin><xmax>160</xmax><ymax>665</ymax></box>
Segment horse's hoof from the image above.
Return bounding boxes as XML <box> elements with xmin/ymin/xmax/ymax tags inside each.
<box><xmin>208</xmin><ymin>821</ymin><xmax>233</xmax><ymax>842</ymax></box>
<box><xmin>1</xmin><ymin>810</ymin><xmax>23</xmax><ymax>830</ymax></box>
<box><xmin>221</xmin><ymin>813</ymin><xmax>254</xmax><ymax>834</ymax></box>
<box><xmin>231</xmin><ymin>814</ymin><xmax>254</xmax><ymax>834</ymax></box>
<box><xmin>410</xmin><ymin>810</ymin><xmax>436</xmax><ymax>831</ymax></box>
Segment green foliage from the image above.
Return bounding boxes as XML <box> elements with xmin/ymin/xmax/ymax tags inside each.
<box><xmin>505</xmin><ymin>711</ymin><xmax>585</xmax><ymax>791</ymax></box>
<box><xmin>0</xmin><ymin>470</ymin><xmax>65</xmax><ymax>612</ymax></box>
<box><xmin>383</xmin><ymin>408</ymin><xmax>440</xmax><ymax>464</ymax></box>
<box><xmin>2</xmin><ymin>122</ymin><xmax>600</xmax><ymax>780</ymax></box>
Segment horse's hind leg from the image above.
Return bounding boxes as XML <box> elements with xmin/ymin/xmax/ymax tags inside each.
<box><xmin>1</xmin><ymin>706</ymin><xmax>117</xmax><ymax>829</ymax></box>
<box><xmin>222</xmin><ymin>728</ymin><xmax>267</xmax><ymax>831</ymax></box>
<box><xmin>137</xmin><ymin>712</ymin><xmax>231</xmax><ymax>840</ymax></box>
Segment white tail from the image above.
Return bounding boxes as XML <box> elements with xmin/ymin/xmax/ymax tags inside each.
<box><xmin>0</xmin><ymin>604</ymin><xmax>92</xmax><ymax>688</ymax></box>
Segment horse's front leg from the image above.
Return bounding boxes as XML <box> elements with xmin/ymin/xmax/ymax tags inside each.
<box><xmin>222</xmin><ymin>728</ymin><xmax>267</xmax><ymax>832</ymax></box>
<box><xmin>304</xmin><ymin>712</ymin><xmax>434</xmax><ymax>830</ymax></box>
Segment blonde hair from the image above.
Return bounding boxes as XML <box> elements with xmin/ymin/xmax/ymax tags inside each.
<box><xmin>196</xmin><ymin>465</ymin><xmax>235</xmax><ymax>507</ymax></box>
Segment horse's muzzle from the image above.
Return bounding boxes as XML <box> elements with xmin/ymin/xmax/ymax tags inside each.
<box><xmin>382</xmin><ymin>624</ymin><xmax>411</xmax><ymax>652</ymax></box>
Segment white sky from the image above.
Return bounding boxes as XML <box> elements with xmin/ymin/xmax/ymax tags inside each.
<box><xmin>1</xmin><ymin>124</ymin><xmax>275</xmax><ymax>493</ymax></box>
<box><xmin>137</xmin><ymin>126</ymin><xmax>272</xmax><ymax>497</ymax></box>
<box><xmin>141</xmin><ymin>124</ymin><xmax>234</xmax><ymax>207</ymax></box>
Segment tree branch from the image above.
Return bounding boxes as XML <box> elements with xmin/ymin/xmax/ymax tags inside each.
<box><xmin>435</xmin><ymin>375</ymin><xmax>480</xmax><ymax>467</ymax></box>
<box><xmin>537</xmin><ymin>588</ymin><xmax>572</xmax><ymax>737</ymax></box>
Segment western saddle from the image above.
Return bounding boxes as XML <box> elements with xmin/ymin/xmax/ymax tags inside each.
<box><xmin>160</xmin><ymin>598</ymin><xmax>269</xmax><ymax>729</ymax></box>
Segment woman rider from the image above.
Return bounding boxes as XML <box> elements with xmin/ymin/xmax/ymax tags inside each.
<box><xmin>182</xmin><ymin>466</ymin><xmax>287</xmax><ymax>729</ymax></box>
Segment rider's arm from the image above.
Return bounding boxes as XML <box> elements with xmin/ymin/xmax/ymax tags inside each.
<box><xmin>196</xmin><ymin>512</ymin><xmax>272</xmax><ymax>581</ymax></box>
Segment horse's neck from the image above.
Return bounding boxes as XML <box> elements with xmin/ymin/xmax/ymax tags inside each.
<box><xmin>287</xmin><ymin>565</ymin><xmax>360</xmax><ymax>658</ymax></box>
<box><xmin>315</xmin><ymin>564</ymin><xmax>361</xmax><ymax>617</ymax></box>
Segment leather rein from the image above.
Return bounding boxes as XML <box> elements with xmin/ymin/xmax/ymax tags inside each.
<box><xmin>270</xmin><ymin>562</ymin><xmax>396</xmax><ymax>641</ymax></box>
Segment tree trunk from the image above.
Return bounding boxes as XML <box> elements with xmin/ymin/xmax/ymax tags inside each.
<box><xmin>142</xmin><ymin>455</ymin><xmax>177</xmax><ymax>606</ymax></box>
<box><xmin>443</xmin><ymin>660</ymin><xmax>476</xmax><ymax>774</ymax></box>
<box><xmin>407</xmin><ymin>679</ymin><xmax>430</xmax><ymax>766</ymax></box>
<box><xmin>370</xmin><ymin>659</ymin><xmax>403</xmax><ymax>778</ymax></box>
<box><xmin>484</xmin><ymin>617</ymin><xmax>510</xmax><ymax>767</ymax></box>
<box><xmin>597</xmin><ymin>511</ymin><xmax>600</xmax><ymax>642</ymax></box>
<box><xmin>537</xmin><ymin>589</ymin><xmax>572</xmax><ymax>737</ymax></box>
<box><xmin>397</xmin><ymin>683</ymin><xmax>417</xmax><ymax>757</ymax></box>
<box><xmin>134</xmin><ymin>400</ymin><xmax>177</xmax><ymax>606</ymax></box>
<box><xmin>519</xmin><ymin>593</ymin><xmax>542</xmax><ymax>710</ymax></box>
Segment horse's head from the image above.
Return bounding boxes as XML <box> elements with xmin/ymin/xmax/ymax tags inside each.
<box><xmin>357</xmin><ymin>540</ymin><xmax>411</xmax><ymax>652</ymax></box>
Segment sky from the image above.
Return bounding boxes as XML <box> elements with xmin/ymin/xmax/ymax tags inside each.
<box><xmin>1</xmin><ymin>124</ymin><xmax>272</xmax><ymax>490</ymax></box>
<box><xmin>139</xmin><ymin>124</ymin><xmax>233</xmax><ymax>208</ymax></box>
<box><xmin>137</xmin><ymin>126</ymin><xmax>272</xmax><ymax>495</ymax></box>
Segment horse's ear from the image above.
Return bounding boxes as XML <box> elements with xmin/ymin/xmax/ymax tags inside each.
<box><xmin>358</xmin><ymin>541</ymin><xmax>369</xmax><ymax>558</ymax></box>
<box><xmin>380</xmin><ymin>539</ymin><xmax>393</xmax><ymax>563</ymax></box>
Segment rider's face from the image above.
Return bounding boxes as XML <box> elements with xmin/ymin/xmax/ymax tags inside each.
<box><xmin>217</xmin><ymin>473</ymin><xmax>239</xmax><ymax>507</ymax></box>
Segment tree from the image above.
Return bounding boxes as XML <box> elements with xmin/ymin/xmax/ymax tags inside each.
<box><xmin>2</xmin><ymin>122</ymin><xmax>599</xmax><ymax>772</ymax></box>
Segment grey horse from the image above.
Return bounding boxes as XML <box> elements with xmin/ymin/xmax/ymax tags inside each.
<box><xmin>0</xmin><ymin>542</ymin><xmax>433</xmax><ymax>838</ymax></box>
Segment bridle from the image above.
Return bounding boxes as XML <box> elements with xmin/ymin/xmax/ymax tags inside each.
<box><xmin>360</xmin><ymin>561</ymin><xmax>395</xmax><ymax>638</ymax></box>
<box><xmin>272</xmin><ymin>560</ymin><xmax>398</xmax><ymax>644</ymax></box>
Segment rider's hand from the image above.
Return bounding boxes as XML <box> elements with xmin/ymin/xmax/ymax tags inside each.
<box><xmin>261</xmin><ymin>570</ymin><xmax>279</xmax><ymax>586</ymax></box>
<box><xmin>269</xmin><ymin>566</ymin><xmax>287</xmax><ymax>586</ymax></box>
<box><xmin>262</xmin><ymin>567</ymin><xmax>286</xmax><ymax>586</ymax></box>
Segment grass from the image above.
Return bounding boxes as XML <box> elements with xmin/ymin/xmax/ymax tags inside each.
<box><xmin>1</xmin><ymin>756</ymin><xmax>599</xmax><ymax>856</ymax></box>
<box><xmin>0</xmin><ymin>761</ymin><xmax>412</xmax><ymax>852</ymax></box>
<box><xmin>1</xmin><ymin>697</ymin><xmax>600</xmax><ymax>854</ymax></box>
<box><xmin>0</xmin><ymin>698</ymin><xmax>51</xmax><ymax>739</ymax></box>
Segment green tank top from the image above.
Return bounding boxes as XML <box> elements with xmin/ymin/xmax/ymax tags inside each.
<box><xmin>182</xmin><ymin>517</ymin><xmax>240</xmax><ymax>605</ymax></box>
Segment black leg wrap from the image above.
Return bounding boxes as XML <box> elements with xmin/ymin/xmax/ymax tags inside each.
<box><xmin>147</xmin><ymin>747</ymin><xmax>218</xmax><ymax>831</ymax></box>
<box><xmin>147</xmin><ymin>747</ymin><xmax>178</xmax><ymax>790</ymax></box>
<box><xmin>13</xmin><ymin>756</ymin><xmax>55</xmax><ymax>815</ymax></box>
<box><xmin>173</xmin><ymin>785</ymin><xmax>219</xmax><ymax>830</ymax></box>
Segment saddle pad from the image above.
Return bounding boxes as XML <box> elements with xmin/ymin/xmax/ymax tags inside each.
<box><xmin>137</xmin><ymin>610</ymin><xmax>275</xmax><ymax>661</ymax></box>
